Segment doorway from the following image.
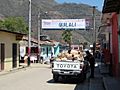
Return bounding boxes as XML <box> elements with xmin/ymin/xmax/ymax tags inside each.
<box><xmin>0</xmin><ymin>43</ymin><xmax>5</xmax><ymax>71</ymax></box>
<box><xmin>12</xmin><ymin>43</ymin><xmax>17</xmax><ymax>68</ymax></box>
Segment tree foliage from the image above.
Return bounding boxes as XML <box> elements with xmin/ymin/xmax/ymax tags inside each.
<box><xmin>62</xmin><ymin>30</ymin><xmax>72</xmax><ymax>49</ymax></box>
<box><xmin>0</xmin><ymin>17</ymin><xmax>28</xmax><ymax>33</ymax></box>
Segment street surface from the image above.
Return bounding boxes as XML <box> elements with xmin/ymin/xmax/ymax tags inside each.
<box><xmin>0</xmin><ymin>63</ymin><xmax>104</xmax><ymax>90</ymax></box>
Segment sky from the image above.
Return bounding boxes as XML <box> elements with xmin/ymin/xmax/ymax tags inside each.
<box><xmin>55</xmin><ymin>0</ymin><xmax>104</xmax><ymax>11</ymax></box>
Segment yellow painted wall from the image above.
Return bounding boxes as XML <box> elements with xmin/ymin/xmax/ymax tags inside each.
<box><xmin>0</xmin><ymin>31</ymin><xmax>20</xmax><ymax>71</ymax></box>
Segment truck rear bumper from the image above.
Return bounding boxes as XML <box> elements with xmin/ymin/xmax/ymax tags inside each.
<box><xmin>52</xmin><ymin>69</ymin><xmax>82</xmax><ymax>76</ymax></box>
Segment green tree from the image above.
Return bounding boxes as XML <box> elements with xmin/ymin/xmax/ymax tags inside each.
<box><xmin>62</xmin><ymin>30</ymin><xmax>72</xmax><ymax>49</ymax></box>
<box><xmin>0</xmin><ymin>17</ymin><xmax>28</xmax><ymax>33</ymax></box>
<box><xmin>0</xmin><ymin>20</ymin><xmax>4</xmax><ymax>29</ymax></box>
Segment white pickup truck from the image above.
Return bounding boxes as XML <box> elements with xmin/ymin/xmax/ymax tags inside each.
<box><xmin>52</xmin><ymin>60</ymin><xmax>89</xmax><ymax>82</ymax></box>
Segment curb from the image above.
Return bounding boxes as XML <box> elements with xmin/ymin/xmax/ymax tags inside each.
<box><xmin>102</xmin><ymin>76</ymin><xmax>120</xmax><ymax>90</ymax></box>
<box><xmin>0</xmin><ymin>65</ymin><xmax>28</xmax><ymax>76</ymax></box>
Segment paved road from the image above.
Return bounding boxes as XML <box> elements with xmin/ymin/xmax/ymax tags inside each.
<box><xmin>0</xmin><ymin>64</ymin><xmax>90</xmax><ymax>90</ymax></box>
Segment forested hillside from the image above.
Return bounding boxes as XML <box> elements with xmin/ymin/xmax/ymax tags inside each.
<box><xmin>0</xmin><ymin>0</ymin><xmax>101</xmax><ymax>44</ymax></box>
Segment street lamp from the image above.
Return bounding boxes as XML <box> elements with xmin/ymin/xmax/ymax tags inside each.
<box><xmin>28</xmin><ymin>0</ymin><xmax>32</xmax><ymax>66</ymax></box>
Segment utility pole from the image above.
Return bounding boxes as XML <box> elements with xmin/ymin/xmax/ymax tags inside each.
<box><xmin>38</xmin><ymin>12</ymin><xmax>41</xmax><ymax>62</ymax></box>
<box><xmin>93</xmin><ymin>6</ymin><xmax>96</xmax><ymax>43</ymax></box>
<box><xmin>28</xmin><ymin>0</ymin><xmax>32</xmax><ymax>66</ymax></box>
<box><xmin>92</xmin><ymin>6</ymin><xmax>96</xmax><ymax>56</ymax></box>
<box><xmin>37</xmin><ymin>11</ymin><xmax>47</xmax><ymax>63</ymax></box>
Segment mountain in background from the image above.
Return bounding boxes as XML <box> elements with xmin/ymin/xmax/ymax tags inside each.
<box><xmin>0</xmin><ymin>0</ymin><xmax>101</xmax><ymax>45</ymax></box>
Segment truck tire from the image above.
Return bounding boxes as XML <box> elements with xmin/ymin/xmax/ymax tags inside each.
<box><xmin>53</xmin><ymin>74</ymin><xmax>59</xmax><ymax>82</ymax></box>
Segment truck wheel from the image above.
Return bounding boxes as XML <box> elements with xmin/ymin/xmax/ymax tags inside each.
<box><xmin>53</xmin><ymin>74</ymin><xmax>59</xmax><ymax>82</ymax></box>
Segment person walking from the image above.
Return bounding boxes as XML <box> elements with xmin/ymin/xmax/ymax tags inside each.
<box><xmin>85</xmin><ymin>50</ymin><xmax>95</xmax><ymax>78</ymax></box>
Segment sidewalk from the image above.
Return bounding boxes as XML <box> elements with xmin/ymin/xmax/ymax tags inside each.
<box><xmin>99</xmin><ymin>62</ymin><xmax>120</xmax><ymax>90</ymax></box>
<box><xmin>89</xmin><ymin>60</ymin><xmax>104</xmax><ymax>90</ymax></box>
<box><xmin>99</xmin><ymin>63</ymin><xmax>109</xmax><ymax>75</ymax></box>
<box><xmin>0</xmin><ymin>63</ymin><xmax>51</xmax><ymax>76</ymax></box>
<box><xmin>0</xmin><ymin>64</ymin><xmax>28</xmax><ymax>76</ymax></box>
<box><xmin>103</xmin><ymin>76</ymin><xmax>120</xmax><ymax>90</ymax></box>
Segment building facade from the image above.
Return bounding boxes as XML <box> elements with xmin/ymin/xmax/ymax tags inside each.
<box><xmin>102</xmin><ymin>0</ymin><xmax>120</xmax><ymax>77</ymax></box>
<box><xmin>0</xmin><ymin>29</ymin><xmax>25</xmax><ymax>71</ymax></box>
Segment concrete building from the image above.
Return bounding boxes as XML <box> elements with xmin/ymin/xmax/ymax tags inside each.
<box><xmin>0</xmin><ymin>29</ymin><xmax>26</xmax><ymax>71</ymax></box>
